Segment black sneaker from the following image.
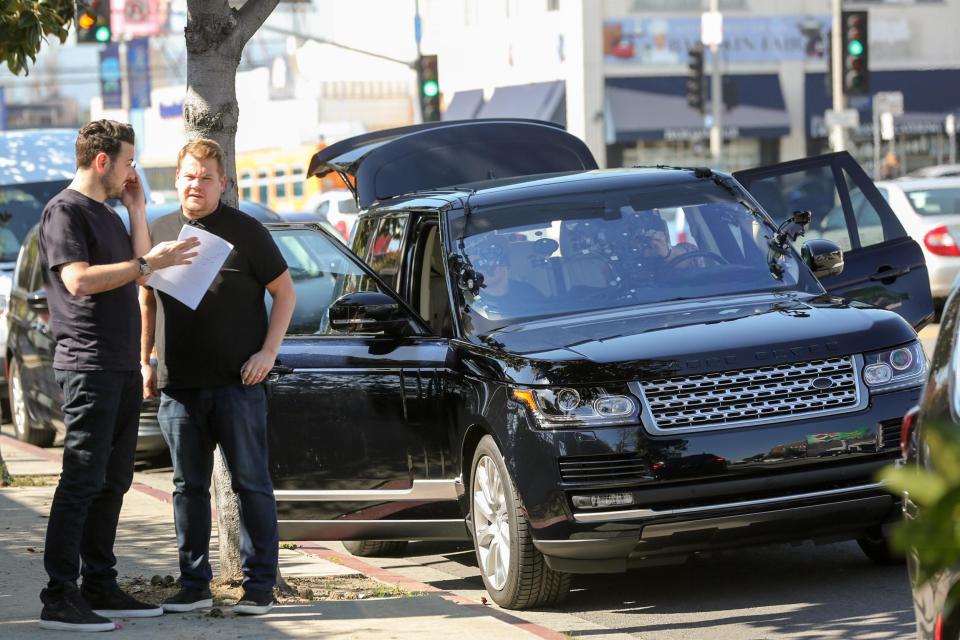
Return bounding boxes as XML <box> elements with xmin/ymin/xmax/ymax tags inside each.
<box><xmin>161</xmin><ymin>587</ymin><xmax>213</xmax><ymax>613</ymax></box>
<box><xmin>81</xmin><ymin>584</ymin><xmax>163</xmax><ymax>618</ymax></box>
<box><xmin>39</xmin><ymin>585</ymin><xmax>116</xmax><ymax>632</ymax></box>
<box><xmin>233</xmin><ymin>589</ymin><xmax>275</xmax><ymax>615</ymax></box>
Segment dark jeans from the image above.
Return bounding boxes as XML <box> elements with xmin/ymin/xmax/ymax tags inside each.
<box><xmin>158</xmin><ymin>384</ymin><xmax>278</xmax><ymax>593</ymax></box>
<box><xmin>43</xmin><ymin>369</ymin><xmax>142</xmax><ymax>596</ymax></box>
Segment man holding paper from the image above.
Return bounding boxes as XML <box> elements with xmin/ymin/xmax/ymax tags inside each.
<box><xmin>140</xmin><ymin>139</ymin><xmax>295</xmax><ymax>616</ymax></box>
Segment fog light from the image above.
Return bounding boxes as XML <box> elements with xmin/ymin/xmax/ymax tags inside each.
<box><xmin>556</xmin><ymin>388</ymin><xmax>581</xmax><ymax>413</ymax></box>
<box><xmin>572</xmin><ymin>492</ymin><xmax>635</xmax><ymax>509</ymax></box>
<box><xmin>594</xmin><ymin>396</ymin><xmax>635</xmax><ymax>417</ymax></box>
<box><xmin>864</xmin><ymin>363</ymin><xmax>893</xmax><ymax>385</ymax></box>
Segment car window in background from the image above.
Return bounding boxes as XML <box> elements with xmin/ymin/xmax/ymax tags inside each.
<box><xmin>905</xmin><ymin>188</ymin><xmax>960</xmax><ymax>216</ymax></box>
<box><xmin>0</xmin><ymin>181</ymin><xmax>70</xmax><ymax>263</ymax></box>
<box><xmin>268</xmin><ymin>228</ymin><xmax>383</xmax><ymax>335</ymax></box>
<box><xmin>366</xmin><ymin>215</ymin><xmax>409</xmax><ymax>289</ymax></box>
<box><xmin>338</xmin><ymin>198</ymin><xmax>359</xmax><ymax>214</ymax></box>
<box><xmin>841</xmin><ymin>169</ymin><xmax>897</xmax><ymax>248</ymax></box>
<box><xmin>13</xmin><ymin>229</ymin><xmax>40</xmax><ymax>292</ymax></box>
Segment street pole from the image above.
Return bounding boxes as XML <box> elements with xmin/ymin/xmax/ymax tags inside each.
<box><xmin>872</xmin><ymin>95</ymin><xmax>880</xmax><ymax>179</ymax></box>
<box><xmin>948</xmin><ymin>114</ymin><xmax>957</xmax><ymax>164</ymax></box>
<box><xmin>709</xmin><ymin>0</ymin><xmax>722</xmax><ymax>165</ymax></box>
<box><xmin>830</xmin><ymin>0</ymin><xmax>846</xmax><ymax>152</ymax></box>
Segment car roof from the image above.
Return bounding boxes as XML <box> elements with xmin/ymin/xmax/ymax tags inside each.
<box><xmin>878</xmin><ymin>177</ymin><xmax>960</xmax><ymax>191</ymax></box>
<box><xmin>366</xmin><ymin>166</ymin><xmax>722</xmax><ymax>215</ymax></box>
<box><xmin>0</xmin><ymin>129</ymin><xmax>76</xmax><ymax>185</ymax></box>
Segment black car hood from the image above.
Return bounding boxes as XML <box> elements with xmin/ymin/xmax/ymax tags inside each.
<box><xmin>465</xmin><ymin>293</ymin><xmax>918</xmax><ymax>386</ymax></box>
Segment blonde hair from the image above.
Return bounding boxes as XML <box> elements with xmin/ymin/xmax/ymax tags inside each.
<box><xmin>177</xmin><ymin>138</ymin><xmax>225</xmax><ymax>176</ymax></box>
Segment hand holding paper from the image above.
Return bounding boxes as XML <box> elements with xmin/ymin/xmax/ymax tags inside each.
<box><xmin>147</xmin><ymin>225</ymin><xmax>233</xmax><ymax>310</ymax></box>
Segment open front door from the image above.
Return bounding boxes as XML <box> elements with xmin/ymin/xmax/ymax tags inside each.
<box><xmin>735</xmin><ymin>151</ymin><xmax>933</xmax><ymax>329</ymax></box>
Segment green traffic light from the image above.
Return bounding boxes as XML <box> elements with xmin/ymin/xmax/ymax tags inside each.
<box><xmin>95</xmin><ymin>25</ymin><xmax>111</xmax><ymax>43</ymax></box>
<box><xmin>422</xmin><ymin>80</ymin><xmax>439</xmax><ymax>98</ymax></box>
<box><xmin>848</xmin><ymin>40</ymin><xmax>863</xmax><ymax>56</ymax></box>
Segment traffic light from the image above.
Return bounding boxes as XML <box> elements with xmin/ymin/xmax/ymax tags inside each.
<box><xmin>77</xmin><ymin>0</ymin><xmax>112</xmax><ymax>44</ymax></box>
<box><xmin>841</xmin><ymin>10</ymin><xmax>869</xmax><ymax>95</ymax></box>
<box><xmin>686</xmin><ymin>45</ymin><xmax>705</xmax><ymax>113</ymax></box>
<box><xmin>416</xmin><ymin>54</ymin><xmax>440</xmax><ymax>122</ymax></box>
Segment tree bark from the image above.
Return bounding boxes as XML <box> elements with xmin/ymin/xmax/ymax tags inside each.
<box><xmin>184</xmin><ymin>0</ymin><xmax>281</xmax><ymax>582</ymax></box>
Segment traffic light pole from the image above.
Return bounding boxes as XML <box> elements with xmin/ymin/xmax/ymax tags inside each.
<box><xmin>709</xmin><ymin>0</ymin><xmax>723</xmax><ymax>166</ymax></box>
<box><xmin>830</xmin><ymin>0</ymin><xmax>846</xmax><ymax>152</ymax></box>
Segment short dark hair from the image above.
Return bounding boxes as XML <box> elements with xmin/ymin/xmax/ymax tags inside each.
<box><xmin>75</xmin><ymin>119</ymin><xmax>135</xmax><ymax>169</ymax></box>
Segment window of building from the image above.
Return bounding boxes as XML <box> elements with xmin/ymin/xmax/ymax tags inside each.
<box><xmin>547</xmin><ymin>0</ymin><xmax>559</xmax><ymax>10</ymax></box>
<box><xmin>292</xmin><ymin>167</ymin><xmax>304</xmax><ymax>197</ymax></box>
<box><xmin>240</xmin><ymin>171</ymin><xmax>253</xmax><ymax>201</ymax></box>
<box><xmin>275</xmin><ymin>168</ymin><xmax>287</xmax><ymax>198</ymax></box>
<box><xmin>257</xmin><ymin>170</ymin><xmax>268</xmax><ymax>203</ymax></box>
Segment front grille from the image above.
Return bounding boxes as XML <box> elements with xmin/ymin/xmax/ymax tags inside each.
<box><xmin>640</xmin><ymin>356</ymin><xmax>861</xmax><ymax>431</ymax></box>
<box><xmin>559</xmin><ymin>454</ymin><xmax>649</xmax><ymax>484</ymax></box>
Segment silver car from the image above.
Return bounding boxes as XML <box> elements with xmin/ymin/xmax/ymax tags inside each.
<box><xmin>875</xmin><ymin>178</ymin><xmax>960</xmax><ymax>301</ymax></box>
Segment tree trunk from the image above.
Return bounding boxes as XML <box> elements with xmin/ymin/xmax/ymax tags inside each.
<box><xmin>0</xmin><ymin>442</ymin><xmax>11</xmax><ymax>487</ymax></box>
<box><xmin>184</xmin><ymin>0</ymin><xmax>281</xmax><ymax>582</ymax></box>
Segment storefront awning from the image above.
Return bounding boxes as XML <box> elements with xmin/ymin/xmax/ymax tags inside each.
<box><xmin>605</xmin><ymin>75</ymin><xmax>790</xmax><ymax>144</ymax></box>
<box><xmin>805</xmin><ymin>69</ymin><xmax>960</xmax><ymax>138</ymax></box>
<box><xmin>474</xmin><ymin>81</ymin><xmax>566</xmax><ymax>125</ymax></box>
<box><xmin>442</xmin><ymin>89</ymin><xmax>484</xmax><ymax>121</ymax></box>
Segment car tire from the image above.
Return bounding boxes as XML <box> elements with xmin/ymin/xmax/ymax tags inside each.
<box><xmin>470</xmin><ymin>435</ymin><xmax>570</xmax><ymax>610</ymax></box>
<box><xmin>8</xmin><ymin>359</ymin><xmax>53</xmax><ymax>447</ymax></box>
<box><xmin>342</xmin><ymin>540</ymin><xmax>409</xmax><ymax>557</ymax></box>
<box><xmin>9</xmin><ymin>359</ymin><xmax>53</xmax><ymax>447</ymax></box>
<box><xmin>857</xmin><ymin>530</ymin><xmax>904</xmax><ymax>565</ymax></box>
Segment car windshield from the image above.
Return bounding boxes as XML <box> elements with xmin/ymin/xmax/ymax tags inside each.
<box><xmin>905</xmin><ymin>187</ymin><xmax>960</xmax><ymax>216</ymax></box>
<box><xmin>447</xmin><ymin>179</ymin><xmax>821</xmax><ymax>335</ymax></box>
<box><xmin>0</xmin><ymin>180</ymin><xmax>70</xmax><ymax>262</ymax></box>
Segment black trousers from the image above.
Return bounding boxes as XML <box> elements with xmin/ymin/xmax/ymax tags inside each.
<box><xmin>42</xmin><ymin>369</ymin><xmax>141</xmax><ymax>595</ymax></box>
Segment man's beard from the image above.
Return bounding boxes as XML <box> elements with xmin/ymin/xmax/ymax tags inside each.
<box><xmin>100</xmin><ymin>171</ymin><xmax>125</xmax><ymax>200</ymax></box>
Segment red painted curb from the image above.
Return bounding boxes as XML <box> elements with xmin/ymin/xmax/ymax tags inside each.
<box><xmin>296</xmin><ymin>543</ymin><xmax>569</xmax><ymax>640</ymax></box>
<box><xmin>1</xmin><ymin>434</ymin><xmax>567</xmax><ymax>639</ymax></box>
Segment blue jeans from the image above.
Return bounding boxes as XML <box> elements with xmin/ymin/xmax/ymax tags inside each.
<box><xmin>44</xmin><ymin>369</ymin><xmax>141</xmax><ymax>595</ymax></box>
<box><xmin>158</xmin><ymin>384</ymin><xmax>278</xmax><ymax>594</ymax></box>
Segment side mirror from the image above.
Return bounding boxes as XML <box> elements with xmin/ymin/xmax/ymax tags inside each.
<box><xmin>329</xmin><ymin>291</ymin><xmax>411</xmax><ymax>335</ymax></box>
<box><xmin>802</xmin><ymin>239</ymin><xmax>844</xmax><ymax>279</ymax></box>
<box><xmin>26</xmin><ymin>289</ymin><xmax>47</xmax><ymax>311</ymax></box>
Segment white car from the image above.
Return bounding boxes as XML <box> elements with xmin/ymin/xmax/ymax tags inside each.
<box><xmin>305</xmin><ymin>189</ymin><xmax>359</xmax><ymax>242</ymax></box>
<box><xmin>875</xmin><ymin>177</ymin><xmax>960</xmax><ymax>301</ymax></box>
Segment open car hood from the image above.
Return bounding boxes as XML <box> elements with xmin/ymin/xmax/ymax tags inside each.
<box><xmin>307</xmin><ymin>119</ymin><xmax>598</xmax><ymax>209</ymax></box>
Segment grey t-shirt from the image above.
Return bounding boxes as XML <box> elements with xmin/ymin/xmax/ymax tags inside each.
<box><xmin>38</xmin><ymin>188</ymin><xmax>139</xmax><ymax>371</ymax></box>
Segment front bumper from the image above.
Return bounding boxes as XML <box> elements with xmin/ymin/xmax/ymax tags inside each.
<box><xmin>510</xmin><ymin>385</ymin><xmax>920</xmax><ymax>573</ymax></box>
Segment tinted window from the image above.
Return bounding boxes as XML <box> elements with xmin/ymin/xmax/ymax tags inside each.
<box><xmin>365</xmin><ymin>215</ymin><xmax>408</xmax><ymax>288</ymax></box>
<box><xmin>448</xmin><ymin>181</ymin><xmax>820</xmax><ymax>336</ymax></box>
<box><xmin>351</xmin><ymin>217</ymin><xmax>376</xmax><ymax>257</ymax></box>
<box><xmin>0</xmin><ymin>181</ymin><xmax>69</xmax><ymax>262</ymax></box>
<box><xmin>269</xmin><ymin>228</ymin><xmax>384</xmax><ymax>335</ymax></box>
<box><xmin>906</xmin><ymin>187</ymin><xmax>960</xmax><ymax>216</ymax></box>
<box><xmin>14</xmin><ymin>229</ymin><xmax>39</xmax><ymax>291</ymax></box>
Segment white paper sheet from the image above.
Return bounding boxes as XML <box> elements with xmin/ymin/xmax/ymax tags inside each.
<box><xmin>146</xmin><ymin>224</ymin><xmax>233</xmax><ymax>310</ymax></box>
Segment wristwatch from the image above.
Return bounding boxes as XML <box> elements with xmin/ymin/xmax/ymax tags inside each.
<box><xmin>137</xmin><ymin>257</ymin><xmax>152</xmax><ymax>277</ymax></box>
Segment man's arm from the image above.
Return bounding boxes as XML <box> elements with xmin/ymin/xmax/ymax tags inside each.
<box><xmin>59</xmin><ymin>238</ymin><xmax>200</xmax><ymax>297</ymax></box>
<box><xmin>139</xmin><ymin>286</ymin><xmax>158</xmax><ymax>399</ymax></box>
<box><xmin>121</xmin><ymin>172</ymin><xmax>151</xmax><ymax>279</ymax></box>
<box><xmin>240</xmin><ymin>270</ymin><xmax>296</xmax><ymax>385</ymax></box>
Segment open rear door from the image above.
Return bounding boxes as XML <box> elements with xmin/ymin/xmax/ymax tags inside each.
<box><xmin>307</xmin><ymin>119</ymin><xmax>598</xmax><ymax>210</ymax></box>
<box><xmin>735</xmin><ymin>151</ymin><xmax>933</xmax><ymax>329</ymax></box>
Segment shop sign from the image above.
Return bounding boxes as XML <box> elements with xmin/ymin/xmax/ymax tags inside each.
<box><xmin>604</xmin><ymin>15</ymin><xmax>830</xmax><ymax>65</ymax></box>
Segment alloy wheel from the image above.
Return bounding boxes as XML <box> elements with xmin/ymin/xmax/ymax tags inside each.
<box><xmin>472</xmin><ymin>454</ymin><xmax>511</xmax><ymax>591</ymax></box>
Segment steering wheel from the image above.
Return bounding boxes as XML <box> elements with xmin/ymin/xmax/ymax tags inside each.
<box><xmin>663</xmin><ymin>250</ymin><xmax>728</xmax><ymax>269</ymax></box>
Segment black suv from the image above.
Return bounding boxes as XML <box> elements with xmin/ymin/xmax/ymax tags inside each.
<box><xmin>262</xmin><ymin>120</ymin><xmax>932</xmax><ymax>609</ymax></box>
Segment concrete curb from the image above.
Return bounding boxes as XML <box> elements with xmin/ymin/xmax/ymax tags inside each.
<box><xmin>0</xmin><ymin>434</ymin><xmax>567</xmax><ymax>640</ymax></box>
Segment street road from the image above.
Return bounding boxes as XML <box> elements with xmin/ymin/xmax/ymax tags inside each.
<box><xmin>5</xmin><ymin>322</ymin><xmax>940</xmax><ymax>639</ymax></box>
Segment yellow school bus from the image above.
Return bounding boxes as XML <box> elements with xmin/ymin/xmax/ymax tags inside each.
<box><xmin>235</xmin><ymin>143</ymin><xmax>347</xmax><ymax>213</ymax></box>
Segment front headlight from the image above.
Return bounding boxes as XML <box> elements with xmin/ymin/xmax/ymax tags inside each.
<box><xmin>862</xmin><ymin>342</ymin><xmax>926</xmax><ymax>392</ymax></box>
<box><xmin>511</xmin><ymin>385</ymin><xmax>640</xmax><ymax>428</ymax></box>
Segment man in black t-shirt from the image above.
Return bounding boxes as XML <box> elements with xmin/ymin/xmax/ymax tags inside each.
<box><xmin>37</xmin><ymin>120</ymin><xmax>199</xmax><ymax>632</ymax></box>
<box><xmin>140</xmin><ymin>139</ymin><xmax>295</xmax><ymax>616</ymax></box>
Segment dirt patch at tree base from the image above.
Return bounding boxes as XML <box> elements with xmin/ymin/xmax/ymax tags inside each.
<box><xmin>120</xmin><ymin>573</ymin><xmax>417</xmax><ymax>609</ymax></box>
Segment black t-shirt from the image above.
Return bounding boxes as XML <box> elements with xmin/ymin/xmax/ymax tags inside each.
<box><xmin>38</xmin><ymin>189</ymin><xmax>139</xmax><ymax>371</ymax></box>
<box><xmin>150</xmin><ymin>204</ymin><xmax>287</xmax><ymax>389</ymax></box>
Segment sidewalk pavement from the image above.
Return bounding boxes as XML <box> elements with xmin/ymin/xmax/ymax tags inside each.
<box><xmin>0</xmin><ymin>436</ymin><xmax>562</xmax><ymax>639</ymax></box>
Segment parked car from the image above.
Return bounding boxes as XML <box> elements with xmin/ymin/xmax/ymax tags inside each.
<box><xmin>303</xmin><ymin>189</ymin><xmax>358</xmax><ymax>241</ymax></box>
<box><xmin>901</xmin><ymin>322</ymin><xmax>960</xmax><ymax>637</ymax></box>
<box><xmin>869</xmin><ymin>178</ymin><xmax>960</xmax><ymax>305</ymax></box>
<box><xmin>254</xmin><ymin>120</ymin><xmax>933</xmax><ymax>609</ymax></box>
<box><xmin>277</xmin><ymin>211</ymin><xmax>346</xmax><ymax>243</ymax></box>
<box><xmin>141</xmin><ymin>199</ymin><xmax>284</xmax><ymax>225</ymax></box>
<box><xmin>907</xmin><ymin>164</ymin><xmax>960</xmax><ymax>179</ymax></box>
